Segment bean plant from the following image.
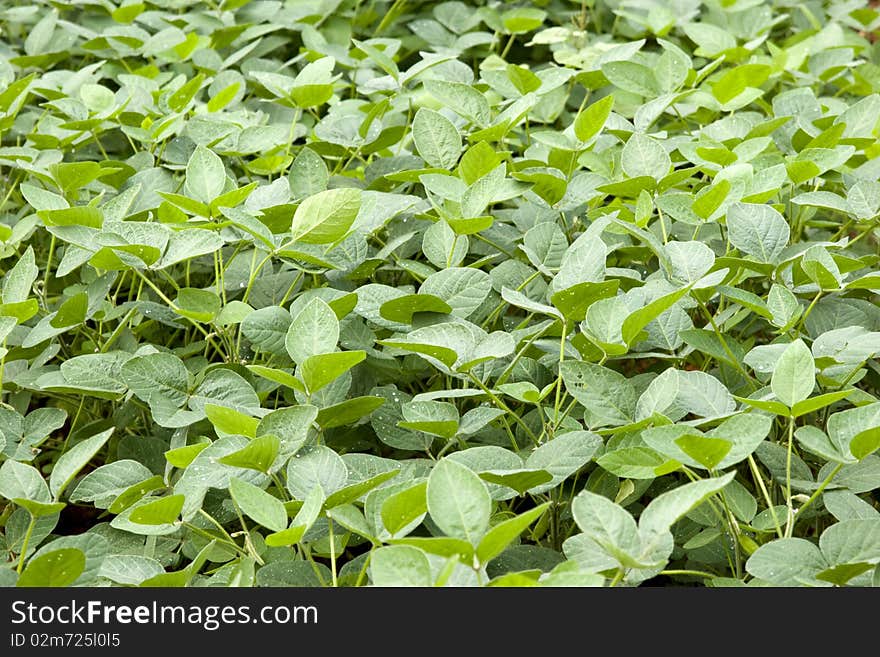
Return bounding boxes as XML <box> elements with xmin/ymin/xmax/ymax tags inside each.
<box><xmin>1</xmin><ymin>0</ymin><xmax>879</xmax><ymax>587</ymax></box>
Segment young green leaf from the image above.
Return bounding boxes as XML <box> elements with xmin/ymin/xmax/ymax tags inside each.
<box><xmin>427</xmin><ymin>458</ymin><xmax>492</xmax><ymax>545</ymax></box>
<box><xmin>290</xmin><ymin>188</ymin><xmax>361</xmax><ymax>244</ymax></box>
<box><xmin>129</xmin><ymin>495</ymin><xmax>185</xmax><ymax>525</ymax></box>
<box><xmin>185</xmin><ymin>146</ymin><xmax>226</xmax><ymax>203</ymax></box>
<box><xmin>412</xmin><ymin>108</ymin><xmax>461</xmax><ymax>169</ymax></box>
<box><xmin>574</xmin><ymin>95</ymin><xmax>614</xmax><ymax>144</ymax></box>
<box><xmin>229</xmin><ymin>477</ymin><xmax>287</xmax><ymax>533</ymax></box>
<box><xmin>17</xmin><ymin>548</ymin><xmax>86</xmax><ymax>588</ymax></box>
<box><xmin>771</xmin><ymin>339</ymin><xmax>815</xmax><ymax>409</ymax></box>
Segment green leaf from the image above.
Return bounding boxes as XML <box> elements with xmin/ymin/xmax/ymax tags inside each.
<box><xmin>828</xmin><ymin>403</ymin><xmax>880</xmax><ymax>463</ymax></box>
<box><xmin>370</xmin><ymin>545</ymin><xmax>433</xmax><ymax>586</ymax></box>
<box><xmin>229</xmin><ymin>477</ymin><xmax>287</xmax><ymax>533</ymax></box>
<box><xmin>13</xmin><ymin>498</ymin><xmax>66</xmax><ymax>518</ymax></box>
<box><xmin>819</xmin><ymin>518</ymin><xmax>880</xmax><ymax>567</ymax></box>
<box><xmin>266</xmin><ymin>485</ymin><xmax>324</xmax><ymax>547</ymax></box>
<box><xmin>185</xmin><ymin>145</ymin><xmax>226</xmax><ymax>203</ymax></box>
<box><xmin>174</xmin><ymin>288</ymin><xmax>221</xmax><ymax>322</ymax></box>
<box><xmin>506</xmin><ymin>64</ymin><xmax>541</xmax><ymax>94</ymax></box>
<box><xmin>674</xmin><ymin>434</ymin><xmax>732</xmax><ymax>470</ymax></box>
<box><xmin>682</xmin><ymin>21</ymin><xmax>735</xmax><ymax>57</ymax></box>
<box><xmin>850</xmin><ymin>427</ymin><xmax>880</xmax><ymax>461</ymax></box>
<box><xmin>770</xmin><ymin>339</ymin><xmax>815</xmax><ymax>409</ymax></box>
<box><xmin>795</xmin><ymin>426</ymin><xmax>850</xmax><ymax>464</ymax></box>
<box><xmin>479</xmin><ymin>469</ymin><xmax>553</xmax><ymax>494</ymax></box>
<box><xmin>639</xmin><ymin>472</ymin><xmax>736</xmax><ymax>536</ymax></box>
<box><xmin>121</xmin><ymin>353</ymin><xmax>190</xmax><ymax>419</ymax></box>
<box><xmin>17</xmin><ymin>548</ymin><xmax>85</xmax><ymax>588</ymax></box>
<box><xmin>246</xmin><ymin>365</ymin><xmax>305</xmax><ymax>393</ymax></box>
<box><xmin>712</xmin><ymin>64</ymin><xmax>770</xmax><ymax>104</ymax></box>
<box><xmin>315</xmin><ymin>396</ymin><xmax>385</xmax><ymax>429</ymax></box>
<box><xmin>49</xmin><ymin>162</ymin><xmax>105</xmax><ymax>199</ymax></box>
<box><xmin>50</xmin><ymin>292</ymin><xmax>88</xmax><ymax>328</ymax></box>
<box><xmin>734</xmin><ymin>396</ymin><xmax>790</xmax><ymax>416</ymax></box>
<box><xmin>286</xmin><ymin>445</ymin><xmax>347</xmax><ymax>500</ymax></box>
<box><xmin>108</xmin><ymin>476</ymin><xmax>166</xmax><ymax>514</ymax></box>
<box><xmin>257</xmin><ymin>406</ymin><xmax>317</xmax><ymax>458</ymax></box>
<box><xmin>427</xmin><ymin>458</ymin><xmax>492</xmax><ymax>545</ymax></box>
<box><xmin>49</xmin><ymin>428</ymin><xmax>114</xmax><ymax>499</ymax></box>
<box><xmin>165</xmin><ymin>443</ymin><xmax>211</xmax><ymax>469</ymax></box>
<box><xmin>705</xmin><ymin>414</ymin><xmax>773</xmax><ymax>468</ymax></box>
<box><xmin>575</xmin><ymin>95</ymin><xmax>614</xmax><ymax>144</ymax></box>
<box><xmin>621</xmin><ymin>285</ymin><xmax>692</xmax><ymax>346</ymax></box>
<box><xmin>0</xmin><ymin>460</ymin><xmax>51</xmax><ymax>504</ymax></box>
<box><xmin>205</xmin><ymin>404</ymin><xmax>259</xmax><ymax>438</ymax></box>
<box><xmin>129</xmin><ymin>495</ymin><xmax>185</xmax><ymax>525</ymax></box>
<box><xmin>560</xmin><ymin>361</ymin><xmax>636</xmax><ymax>426</ymax></box>
<box><xmin>353</xmin><ymin>39</ymin><xmax>399</xmax><ymax>80</ymax></box>
<box><xmin>290</xmin><ymin>56</ymin><xmax>336</xmax><ymax>108</ymax></box>
<box><xmin>746</xmin><ymin>538</ymin><xmax>829</xmax><ymax>586</ymax></box>
<box><xmin>325</xmin><ymin>470</ymin><xmax>399</xmax><ymax>510</ymax></box>
<box><xmin>476</xmin><ymin>502</ymin><xmax>550</xmax><ymax>565</ymax></box>
<box><xmin>0</xmin><ymin>299</ymin><xmax>39</xmax><ymax>323</ymax></box>
<box><xmin>301</xmin><ymin>351</ymin><xmax>366</xmax><ymax>394</ymax></box>
<box><xmin>815</xmin><ymin>562</ymin><xmax>874</xmax><ymax>586</ymax></box>
<box><xmin>387</xmin><ymin>536</ymin><xmax>474</xmax><ymax>562</ymax></box>
<box><xmin>550</xmin><ymin>281</ymin><xmax>618</xmax><ymax>322</ymax></box>
<box><xmin>379</xmin><ymin>294</ymin><xmax>452</xmax><ymax>324</ymax></box>
<box><xmin>285</xmin><ymin>298</ymin><xmax>339</xmax><ymax>363</ymax></box>
<box><xmin>502</xmin><ymin>7</ymin><xmax>546</xmax><ymax>33</ymax></box>
<box><xmin>381</xmin><ymin>481</ymin><xmax>428</xmax><ymax>537</ymax></box>
<box><xmin>420</xmin><ymin>267</ymin><xmax>491</xmax><ymax>318</ymax></box>
<box><xmin>597</xmin><ymin>447</ymin><xmax>679</xmax><ymax>479</ymax></box>
<box><xmin>288</xmin><ymin>147</ymin><xmax>329</xmax><ymax>199</ymax></box>
<box><xmin>693</xmin><ymin>179</ymin><xmax>731</xmax><ymax>219</ymax></box>
<box><xmin>621</xmin><ymin>133</ymin><xmax>671</xmax><ymax>180</ymax></box>
<box><xmin>187</xmin><ymin>369</ymin><xmax>260</xmax><ymax>419</ymax></box>
<box><xmin>290</xmin><ymin>188</ymin><xmax>361</xmax><ymax>244</ymax></box>
<box><xmin>399</xmin><ymin>400</ymin><xmax>459</xmax><ymax>439</ymax></box>
<box><xmin>791</xmin><ymin>390</ymin><xmax>852</xmax><ymax>418</ymax></box>
<box><xmin>458</xmin><ymin>141</ymin><xmax>501</xmax><ymax>186</ymax></box>
<box><xmin>2</xmin><ymin>246</ymin><xmax>37</xmax><ymax>303</ymax></box>
<box><xmin>525</xmin><ymin>431</ymin><xmax>604</xmax><ymax>493</ymax></box>
<box><xmin>70</xmin><ymin>460</ymin><xmax>154</xmax><ymax>509</ymax></box>
<box><xmin>423</xmin><ymin>218</ymin><xmax>469</xmax><ymax>267</ymax></box>
<box><xmin>241</xmin><ymin>306</ymin><xmax>292</xmax><ymax>358</ymax></box>
<box><xmin>218</xmin><ymin>434</ymin><xmax>280</xmax><ymax>473</ymax></box>
<box><xmin>602</xmin><ymin>61</ymin><xmax>659</xmax><ymax>97</ymax></box>
<box><xmin>413</xmin><ymin>108</ymin><xmax>461</xmax><ymax>169</ymax></box>
<box><xmin>664</xmin><ymin>241</ymin><xmax>716</xmax><ymax>287</ymax></box>
<box><xmin>570</xmin><ymin>491</ymin><xmax>644</xmax><ymax>568</ymax></box>
<box><xmin>423</xmin><ymin>79</ymin><xmax>490</xmax><ymax>127</ymax></box>
<box><xmin>101</xmin><ymin>555</ymin><xmax>165</xmax><ymax>586</ymax></box>
<box><xmin>726</xmin><ymin>202</ymin><xmax>790</xmax><ymax>264</ymax></box>
<box><xmin>168</xmin><ymin>73</ymin><xmax>205</xmax><ymax>112</ymax></box>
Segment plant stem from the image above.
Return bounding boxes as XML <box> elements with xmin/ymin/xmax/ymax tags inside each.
<box><xmin>747</xmin><ymin>454</ymin><xmax>783</xmax><ymax>539</ymax></box>
<box><xmin>790</xmin><ymin>462</ymin><xmax>843</xmax><ymax>531</ymax></box>
<box><xmin>552</xmin><ymin>323</ymin><xmax>568</xmax><ymax>430</ymax></box>
<box><xmin>784</xmin><ymin>416</ymin><xmax>795</xmax><ymax>538</ymax></box>
<box><xmin>327</xmin><ymin>516</ymin><xmax>339</xmax><ymax>587</ymax></box>
<box><xmin>660</xmin><ymin>569</ymin><xmax>716</xmax><ymax>579</ymax></box>
<box><xmin>131</xmin><ymin>268</ymin><xmax>226</xmax><ymax>356</ymax></box>
<box><xmin>16</xmin><ymin>514</ymin><xmax>37</xmax><ymax>573</ymax></box>
<box><xmin>467</xmin><ymin>372</ymin><xmax>540</xmax><ymax>445</ymax></box>
<box><xmin>185</xmin><ymin>522</ymin><xmax>249</xmax><ymax>559</ymax></box>
<box><xmin>42</xmin><ymin>234</ymin><xmax>56</xmax><ymax>307</ymax></box>
<box><xmin>717</xmin><ymin>486</ymin><xmax>742</xmax><ymax>578</ymax></box>
<box><xmin>500</xmin><ymin>34</ymin><xmax>517</xmax><ymax>59</ymax></box>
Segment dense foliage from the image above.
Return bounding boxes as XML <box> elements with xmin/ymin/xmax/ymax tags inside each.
<box><xmin>1</xmin><ymin>0</ymin><xmax>879</xmax><ymax>588</ymax></box>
